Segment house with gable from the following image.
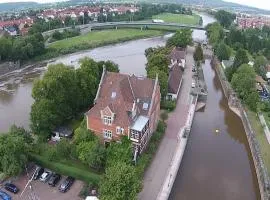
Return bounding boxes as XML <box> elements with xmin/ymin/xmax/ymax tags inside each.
<box><xmin>169</xmin><ymin>47</ymin><xmax>186</xmax><ymax>69</ymax></box>
<box><xmin>166</xmin><ymin>47</ymin><xmax>186</xmax><ymax>100</ymax></box>
<box><xmin>86</xmin><ymin>68</ymin><xmax>160</xmax><ymax>155</ymax></box>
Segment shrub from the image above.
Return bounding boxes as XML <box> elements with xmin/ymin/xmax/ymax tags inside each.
<box><xmin>44</xmin><ymin>146</ymin><xmax>58</xmax><ymax>161</ymax></box>
<box><xmin>160</xmin><ymin>111</ymin><xmax>168</xmax><ymax>122</ymax></box>
<box><xmin>161</xmin><ymin>100</ymin><xmax>176</xmax><ymax>111</ymax></box>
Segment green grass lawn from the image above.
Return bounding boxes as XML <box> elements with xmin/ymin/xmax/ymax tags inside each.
<box><xmin>152</xmin><ymin>13</ymin><xmax>201</xmax><ymax>25</ymax></box>
<box><xmin>30</xmin><ymin>154</ymin><xmax>101</xmax><ymax>185</ymax></box>
<box><xmin>49</xmin><ymin>29</ymin><xmax>163</xmax><ymax>51</ymax></box>
<box><xmin>246</xmin><ymin>110</ymin><xmax>270</xmax><ymax>176</ymax></box>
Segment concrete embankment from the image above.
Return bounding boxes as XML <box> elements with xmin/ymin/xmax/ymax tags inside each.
<box><xmin>157</xmin><ymin>95</ymin><xmax>198</xmax><ymax>200</ymax></box>
<box><xmin>212</xmin><ymin>56</ymin><xmax>270</xmax><ymax>200</ymax></box>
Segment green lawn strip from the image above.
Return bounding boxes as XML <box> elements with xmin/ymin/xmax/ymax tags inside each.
<box><xmin>152</xmin><ymin>13</ymin><xmax>200</xmax><ymax>25</ymax></box>
<box><xmin>246</xmin><ymin>110</ymin><xmax>270</xmax><ymax>176</ymax></box>
<box><xmin>30</xmin><ymin>153</ymin><xmax>101</xmax><ymax>185</ymax></box>
<box><xmin>35</xmin><ymin>29</ymin><xmax>164</xmax><ymax>61</ymax></box>
<box><xmin>49</xmin><ymin>29</ymin><xmax>163</xmax><ymax>51</ymax></box>
<box><xmin>262</xmin><ymin>112</ymin><xmax>270</xmax><ymax>128</ymax></box>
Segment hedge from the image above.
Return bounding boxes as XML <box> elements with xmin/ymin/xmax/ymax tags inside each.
<box><xmin>30</xmin><ymin>154</ymin><xmax>100</xmax><ymax>185</ymax></box>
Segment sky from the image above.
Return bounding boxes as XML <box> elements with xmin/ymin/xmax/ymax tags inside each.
<box><xmin>224</xmin><ymin>0</ymin><xmax>270</xmax><ymax>10</ymax></box>
<box><xmin>0</xmin><ymin>0</ymin><xmax>269</xmax><ymax>11</ymax></box>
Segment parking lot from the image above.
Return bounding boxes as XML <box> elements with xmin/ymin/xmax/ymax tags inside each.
<box><xmin>3</xmin><ymin>167</ymin><xmax>84</xmax><ymax>200</ymax></box>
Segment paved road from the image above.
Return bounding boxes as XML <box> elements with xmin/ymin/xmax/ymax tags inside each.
<box><xmin>139</xmin><ymin>46</ymin><xmax>195</xmax><ymax>200</ymax></box>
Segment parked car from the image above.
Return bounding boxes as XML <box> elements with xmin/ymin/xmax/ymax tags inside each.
<box><xmin>191</xmin><ymin>81</ymin><xmax>196</xmax><ymax>88</ymax></box>
<box><xmin>0</xmin><ymin>190</ymin><xmax>11</xmax><ymax>200</ymax></box>
<box><xmin>4</xmin><ymin>183</ymin><xmax>19</xmax><ymax>194</ymax></box>
<box><xmin>39</xmin><ymin>170</ymin><xmax>52</xmax><ymax>182</ymax></box>
<box><xmin>59</xmin><ymin>176</ymin><xmax>75</xmax><ymax>192</ymax></box>
<box><xmin>33</xmin><ymin>166</ymin><xmax>44</xmax><ymax>180</ymax></box>
<box><xmin>48</xmin><ymin>173</ymin><xmax>61</xmax><ymax>187</ymax></box>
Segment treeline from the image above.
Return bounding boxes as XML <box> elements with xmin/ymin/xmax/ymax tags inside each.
<box><xmin>30</xmin><ymin>58</ymin><xmax>119</xmax><ymax>137</ymax></box>
<box><xmin>206</xmin><ymin>10</ymin><xmax>270</xmax><ymax>111</ymax></box>
<box><xmin>50</xmin><ymin>29</ymin><xmax>80</xmax><ymax>42</ymax></box>
<box><xmin>0</xmin><ymin>31</ymin><xmax>45</xmax><ymax>62</ymax></box>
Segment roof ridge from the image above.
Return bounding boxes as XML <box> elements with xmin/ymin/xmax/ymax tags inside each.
<box><xmin>128</xmin><ymin>75</ymin><xmax>136</xmax><ymax>101</ymax></box>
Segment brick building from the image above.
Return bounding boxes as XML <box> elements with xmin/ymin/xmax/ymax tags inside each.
<box><xmin>86</xmin><ymin>68</ymin><xmax>160</xmax><ymax>155</ymax></box>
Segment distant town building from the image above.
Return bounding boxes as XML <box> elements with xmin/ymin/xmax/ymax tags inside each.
<box><xmin>86</xmin><ymin>68</ymin><xmax>160</xmax><ymax>155</ymax></box>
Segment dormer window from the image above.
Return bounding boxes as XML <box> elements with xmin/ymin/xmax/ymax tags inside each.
<box><xmin>103</xmin><ymin>116</ymin><xmax>112</xmax><ymax>125</ymax></box>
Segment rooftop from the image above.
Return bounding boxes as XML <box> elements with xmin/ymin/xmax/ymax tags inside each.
<box><xmin>131</xmin><ymin>116</ymin><xmax>149</xmax><ymax>132</ymax></box>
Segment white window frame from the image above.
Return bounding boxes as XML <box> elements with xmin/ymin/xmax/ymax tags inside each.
<box><xmin>116</xmin><ymin>127</ymin><xmax>125</xmax><ymax>135</ymax></box>
<box><xmin>130</xmin><ymin>129</ymin><xmax>139</xmax><ymax>140</ymax></box>
<box><xmin>103</xmin><ymin>129</ymin><xmax>112</xmax><ymax>139</ymax></box>
<box><xmin>103</xmin><ymin>115</ymin><xmax>112</xmax><ymax>125</ymax></box>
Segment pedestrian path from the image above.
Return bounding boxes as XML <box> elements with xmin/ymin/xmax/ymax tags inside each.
<box><xmin>139</xmin><ymin>47</ymin><xmax>195</xmax><ymax>200</ymax></box>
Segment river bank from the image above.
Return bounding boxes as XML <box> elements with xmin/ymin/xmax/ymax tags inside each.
<box><xmin>0</xmin><ymin>29</ymin><xmax>164</xmax><ymax>78</ymax></box>
<box><xmin>212</xmin><ymin>56</ymin><xmax>269</xmax><ymax>200</ymax></box>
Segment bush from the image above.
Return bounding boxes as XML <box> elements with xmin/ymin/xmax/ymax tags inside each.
<box><xmin>44</xmin><ymin>146</ymin><xmax>58</xmax><ymax>161</ymax></box>
<box><xmin>160</xmin><ymin>111</ymin><xmax>168</xmax><ymax>122</ymax></box>
<box><xmin>161</xmin><ymin>100</ymin><xmax>176</xmax><ymax>111</ymax></box>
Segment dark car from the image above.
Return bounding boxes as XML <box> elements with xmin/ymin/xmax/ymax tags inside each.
<box><xmin>48</xmin><ymin>173</ymin><xmax>61</xmax><ymax>187</ymax></box>
<box><xmin>33</xmin><ymin>166</ymin><xmax>44</xmax><ymax>180</ymax></box>
<box><xmin>59</xmin><ymin>176</ymin><xmax>75</xmax><ymax>193</ymax></box>
<box><xmin>0</xmin><ymin>190</ymin><xmax>11</xmax><ymax>200</ymax></box>
<box><xmin>4</xmin><ymin>183</ymin><xmax>19</xmax><ymax>194</ymax></box>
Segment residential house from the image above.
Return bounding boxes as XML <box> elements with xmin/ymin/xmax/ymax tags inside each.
<box><xmin>86</xmin><ymin>69</ymin><xmax>160</xmax><ymax>155</ymax></box>
<box><xmin>169</xmin><ymin>47</ymin><xmax>186</xmax><ymax>70</ymax></box>
<box><xmin>167</xmin><ymin>64</ymin><xmax>183</xmax><ymax>100</ymax></box>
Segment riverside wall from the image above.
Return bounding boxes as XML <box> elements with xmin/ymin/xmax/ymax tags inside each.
<box><xmin>156</xmin><ymin>95</ymin><xmax>198</xmax><ymax>200</ymax></box>
<box><xmin>211</xmin><ymin>57</ymin><xmax>270</xmax><ymax>200</ymax></box>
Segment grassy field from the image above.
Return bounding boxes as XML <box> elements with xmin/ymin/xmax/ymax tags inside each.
<box><xmin>246</xmin><ymin>110</ymin><xmax>270</xmax><ymax>176</ymax></box>
<box><xmin>152</xmin><ymin>13</ymin><xmax>201</xmax><ymax>25</ymax></box>
<box><xmin>49</xmin><ymin>29</ymin><xmax>163</xmax><ymax>53</ymax></box>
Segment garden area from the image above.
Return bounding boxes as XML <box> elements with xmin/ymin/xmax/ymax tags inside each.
<box><xmin>152</xmin><ymin>13</ymin><xmax>202</xmax><ymax>25</ymax></box>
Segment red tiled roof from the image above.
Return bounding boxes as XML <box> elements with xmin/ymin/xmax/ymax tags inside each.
<box><xmin>87</xmin><ymin>72</ymin><xmax>156</xmax><ymax>128</ymax></box>
<box><xmin>169</xmin><ymin>47</ymin><xmax>186</xmax><ymax>61</ymax></box>
<box><xmin>168</xmin><ymin>64</ymin><xmax>183</xmax><ymax>94</ymax></box>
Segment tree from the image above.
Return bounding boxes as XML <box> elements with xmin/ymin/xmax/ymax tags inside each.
<box><xmin>254</xmin><ymin>55</ymin><xmax>267</xmax><ymax>79</ymax></box>
<box><xmin>215</xmin><ymin>42</ymin><xmax>231</xmax><ymax>61</ymax></box>
<box><xmin>147</xmin><ymin>53</ymin><xmax>169</xmax><ymax>74</ymax></box>
<box><xmin>98</xmin><ymin>60</ymin><xmax>119</xmax><ymax>73</ymax></box>
<box><xmin>193</xmin><ymin>43</ymin><xmax>204</xmax><ymax>62</ymax></box>
<box><xmin>76</xmin><ymin>58</ymin><xmax>100</xmax><ymax>109</ymax></box>
<box><xmin>99</xmin><ymin>162</ymin><xmax>140</xmax><ymax>200</ymax></box>
<box><xmin>30</xmin><ymin>99</ymin><xmax>60</xmax><ymax>135</ymax></box>
<box><xmin>106</xmin><ymin>137</ymin><xmax>133</xmax><ymax>167</ymax></box>
<box><xmin>73</xmin><ymin>119</ymin><xmax>96</xmax><ymax>144</ymax></box>
<box><xmin>0</xmin><ymin>37</ymin><xmax>12</xmax><ymax>60</ymax></box>
<box><xmin>148</xmin><ymin>68</ymin><xmax>168</xmax><ymax>98</ymax></box>
<box><xmin>77</xmin><ymin>139</ymin><xmax>106</xmax><ymax>170</ymax></box>
<box><xmin>232</xmin><ymin>48</ymin><xmax>249</xmax><ymax>69</ymax></box>
<box><xmin>166</xmin><ymin>28</ymin><xmax>192</xmax><ymax>48</ymax></box>
<box><xmin>0</xmin><ymin>127</ymin><xmax>30</xmax><ymax>176</ymax></box>
<box><xmin>231</xmin><ymin>64</ymin><xmax>259</xmax><ymax>111</ymax></box>
<box><xmin>56</xmin><ymin>138</ymin><xmax>71</xmax><ymax>158</ymax></box>
<box><xmin>206</xmin><ymin>22</ymin><xmax>224</xmax><ymax>44</ymax></box>
<box><xmin>215</xmin><ymin>10</ymin><xmax>236</xmax><ymax>28</ymax></box>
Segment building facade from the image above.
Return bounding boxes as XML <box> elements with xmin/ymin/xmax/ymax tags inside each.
<box><xmin>86</xmin><ymin>69</ymin><xmax>160</xmax><ymax>155</ymax></box>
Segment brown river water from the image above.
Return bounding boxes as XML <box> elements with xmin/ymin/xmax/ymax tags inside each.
<box><xmin>0</xmin><ymin>13</ymin><xmax>260</xmax><ymax>199</ymax></box>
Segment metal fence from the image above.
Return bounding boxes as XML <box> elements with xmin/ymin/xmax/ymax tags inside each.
<box><xmin>211</xmin><ymin>56</ymin><xmax>270</xmax><ymax>200</ymax></box>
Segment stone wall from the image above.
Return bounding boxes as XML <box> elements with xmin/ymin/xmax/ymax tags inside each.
<box><xmin>211</xmin><ymin>56</ymin><xmax>270</xmax><ymax>200</ymax></box>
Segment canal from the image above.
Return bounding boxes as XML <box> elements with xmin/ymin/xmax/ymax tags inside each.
<box><xmin>169</xmin><ymin>59</ymin><xmax>260</xmax><ymax>200</ymax></box>
<box><xmin>0</xmin><ymin>13</ymin><xmax>260</xmax><ymax>199</ymax></box>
